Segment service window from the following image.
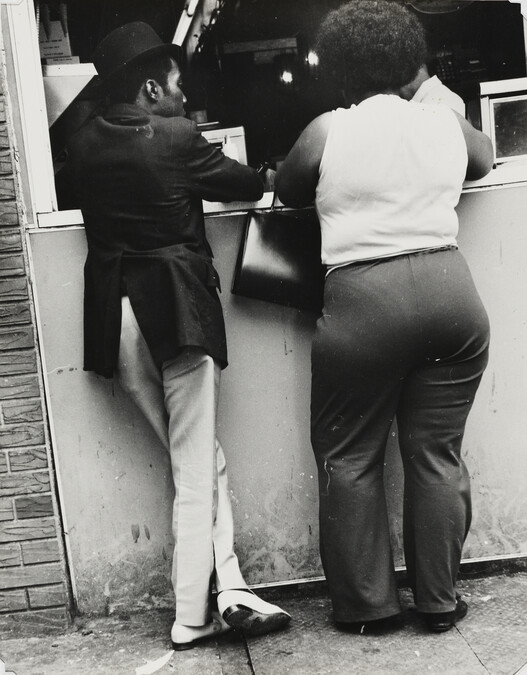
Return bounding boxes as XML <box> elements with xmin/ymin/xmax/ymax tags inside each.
<box><xmin>3</xmin><ymin>0</ymin><xmax>527</xmax><ymax>229</ymax></box>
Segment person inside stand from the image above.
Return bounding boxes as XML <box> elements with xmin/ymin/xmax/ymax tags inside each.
<box><xmin>400</xmin><ymin>63</ymin><xmax>466</xmax><ymax>115</ymax></box>
<box><xmin>276</xmin><ymin>0</ymin><xmax>493</xmax><ymax>634</ymax></box>
<box><xmin>66</xmin><ymin>22</ymin><xmax>290</xmax><ymax>650</ymax></box>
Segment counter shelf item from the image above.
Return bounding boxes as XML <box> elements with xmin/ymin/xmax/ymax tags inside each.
<box><xmin>480</xmin><ymin>78</ymin><xmax>527</xmax><ymax>166</ymax></box>
<box><xmin>201</xmin><ymin>125</ymin><xmax>247</xmax><ymax>164</ymax></box>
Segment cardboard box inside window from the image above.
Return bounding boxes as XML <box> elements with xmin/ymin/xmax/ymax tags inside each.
<box><xmin>39</xmin><ymin>19</ymin><xmax>72</xmax><ymax>60</ymax></box>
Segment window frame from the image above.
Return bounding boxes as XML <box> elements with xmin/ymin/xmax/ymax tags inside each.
<box><xmin>4</xmin><ymin>0</ymin><xmax>527</xmax><ymax>227</ymax></box>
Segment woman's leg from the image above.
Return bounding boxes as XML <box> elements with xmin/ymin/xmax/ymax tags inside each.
<box><xmin>311</xmin><ymin>262</ymin><xmax>415</xmax><ymax>623</ymax></box>
<box><xmin>397</xmin><ymin>249</ymin><xmax>490</xmax><ymax>614</ymax></box>
<box><xmin>397</xmin><ymin>361</ymin><xmax>479</xmax><ymax>613</ymax></box>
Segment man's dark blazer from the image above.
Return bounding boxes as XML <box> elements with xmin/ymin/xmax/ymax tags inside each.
<box><xmin>67</xmin><ymin>103</ymin><xmax>263</xmax><ymax>377</ymax></box>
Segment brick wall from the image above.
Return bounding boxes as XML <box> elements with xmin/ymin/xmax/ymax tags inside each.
<box><xmin>0</xmin><ymin>55</ymin><xmax>70</xmax><ymax>634</ymax></box>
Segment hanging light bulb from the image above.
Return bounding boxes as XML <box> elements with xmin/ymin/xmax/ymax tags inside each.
<box><xmin>306</xmin><ymin>51</ymin><xmax>319</xmax><ymax>67</ymax></box>
<box><xmin>280</xmin><ymin>69</ymin><xmax>294</xmax><ymax>84</ymax></box>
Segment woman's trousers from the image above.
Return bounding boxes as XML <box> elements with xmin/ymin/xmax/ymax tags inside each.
<box><xmin>310</xmin><ymin>248</ymin><xmax>490</xmax><ymax>622</ymax></box>
<box><xmin>116</xmin><ymin>296</ymin><xmax>247</xmax><ymax>626</ymax></box>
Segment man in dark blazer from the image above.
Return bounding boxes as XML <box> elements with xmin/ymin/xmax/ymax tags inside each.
<box><xmin>67</xmin><ymin>22</ymin><xmax>290</xmax><ymax>649</ymax></box>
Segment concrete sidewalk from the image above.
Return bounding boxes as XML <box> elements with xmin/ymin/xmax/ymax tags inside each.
<box><xmin>1</xmin><ymin>571</ymin><xmax>526</xmax><ymax>674</ymax></box>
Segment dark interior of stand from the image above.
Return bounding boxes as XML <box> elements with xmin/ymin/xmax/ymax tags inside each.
<box><xmin>50</xmin><ymin>0</ymin><xmax>526</xmax><ymax>208</ymax></box>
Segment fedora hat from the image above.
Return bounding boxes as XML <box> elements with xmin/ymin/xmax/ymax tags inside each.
<box><xmin>92</xmin><ymin>21</ymin><xmax>182</xmax><ymax>89</ymax></box>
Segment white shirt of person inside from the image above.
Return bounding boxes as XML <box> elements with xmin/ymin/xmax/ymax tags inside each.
<box><xmin>411</xmin><ymin>74</ymin><xmax>466</xmax><ymax>116</ymax></box>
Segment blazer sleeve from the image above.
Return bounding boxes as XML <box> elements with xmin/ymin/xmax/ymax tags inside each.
<box><xmin>183</xmin><ymin>121</ymin><xmax>264</xmax><ymax>203</ymax></box>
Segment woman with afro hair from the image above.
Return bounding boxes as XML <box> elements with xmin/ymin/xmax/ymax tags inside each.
<box><xmin>276</xmin><ymin>0</ymin><xmax>493</xmax><ymax>633</ymax></box>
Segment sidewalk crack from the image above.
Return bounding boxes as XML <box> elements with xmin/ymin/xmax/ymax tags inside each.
<box><xmin>242</xmin><ymin>633</ymin><xmax>256</xmax><ymax>675</ymax></box>
<box><xmin>456</xmin><ymin>628</ymin><xmax>491</xmax><ymax>672</ymax></box>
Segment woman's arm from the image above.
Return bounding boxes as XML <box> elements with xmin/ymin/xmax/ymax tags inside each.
<box><xmin>453</xmin><ymin>113</ymin><xmax>494</xmax><ymax>181</ymax></box>
<box><xmin>275</xmin><ymin>112</ymin><xmax>332</xmax><ymax>208</ymax></box>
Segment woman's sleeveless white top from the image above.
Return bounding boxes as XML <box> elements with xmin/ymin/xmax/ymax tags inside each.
<box><xmin>316</xmin><ymin>95</ymin><xmax>468</xmax><ymax>266</ymax></box>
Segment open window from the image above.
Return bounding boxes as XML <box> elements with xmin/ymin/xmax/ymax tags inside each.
<box><xmin>3</xmin><ymin>0</ymin><xmax>527</xmax><ymax>228</ymax></box>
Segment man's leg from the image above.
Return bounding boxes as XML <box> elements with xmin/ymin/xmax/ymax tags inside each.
<box><xmin>117</xmin><ymin>297</ymin><xmax>290</xmax><ymax>637</ymax></box>
<box><xmin>117</xmin><ymin>298</ymin><xmax>230</xmax><ymax>624</ymax></box>
<box><xmin>163</xmin><ymin>348</ymin><xmax>291</xmax><ymax>635</ymax></box>
<box><xmin>116</xmin><ymin>296</ymin><xmax>169</xmax><ymax>446</ymax></box>
<box><xmin>162</xmin><ymin>348</ymin><xmax>247</xmax><ymax>625</ymax></box>
<box><xmin>213</xmin><ymin>439</ymin><xmax>248</xmax><ymax>593</ymax></box>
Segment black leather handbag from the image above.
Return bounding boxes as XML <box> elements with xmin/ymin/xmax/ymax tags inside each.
<box><xmin>231</xmin><ymin>205</ymin><xmax>325</xmax><ymax>312</ymax></box>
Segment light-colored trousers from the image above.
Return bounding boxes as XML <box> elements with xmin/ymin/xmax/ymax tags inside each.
<box><xmin>116</xmin><ymin>296</ymin><xmax>247</xmax><ymax>625</ymax></box>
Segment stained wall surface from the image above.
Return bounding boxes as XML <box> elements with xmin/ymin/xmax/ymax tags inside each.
<box><xmin>28</xmin><ymin>184</ymin><xmax>527</xmax><ymax>613</ymax></box>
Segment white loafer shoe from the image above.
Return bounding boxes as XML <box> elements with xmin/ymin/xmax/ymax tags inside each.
<box><xmin>171</xmin><ymin>611</ymin><xmax>231</xmax><ymax>651</ymax></box>
<box><xmin>217</xmin><ymin>589</ymin><xmax>291</xmax><ymax>636</ymax></box>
